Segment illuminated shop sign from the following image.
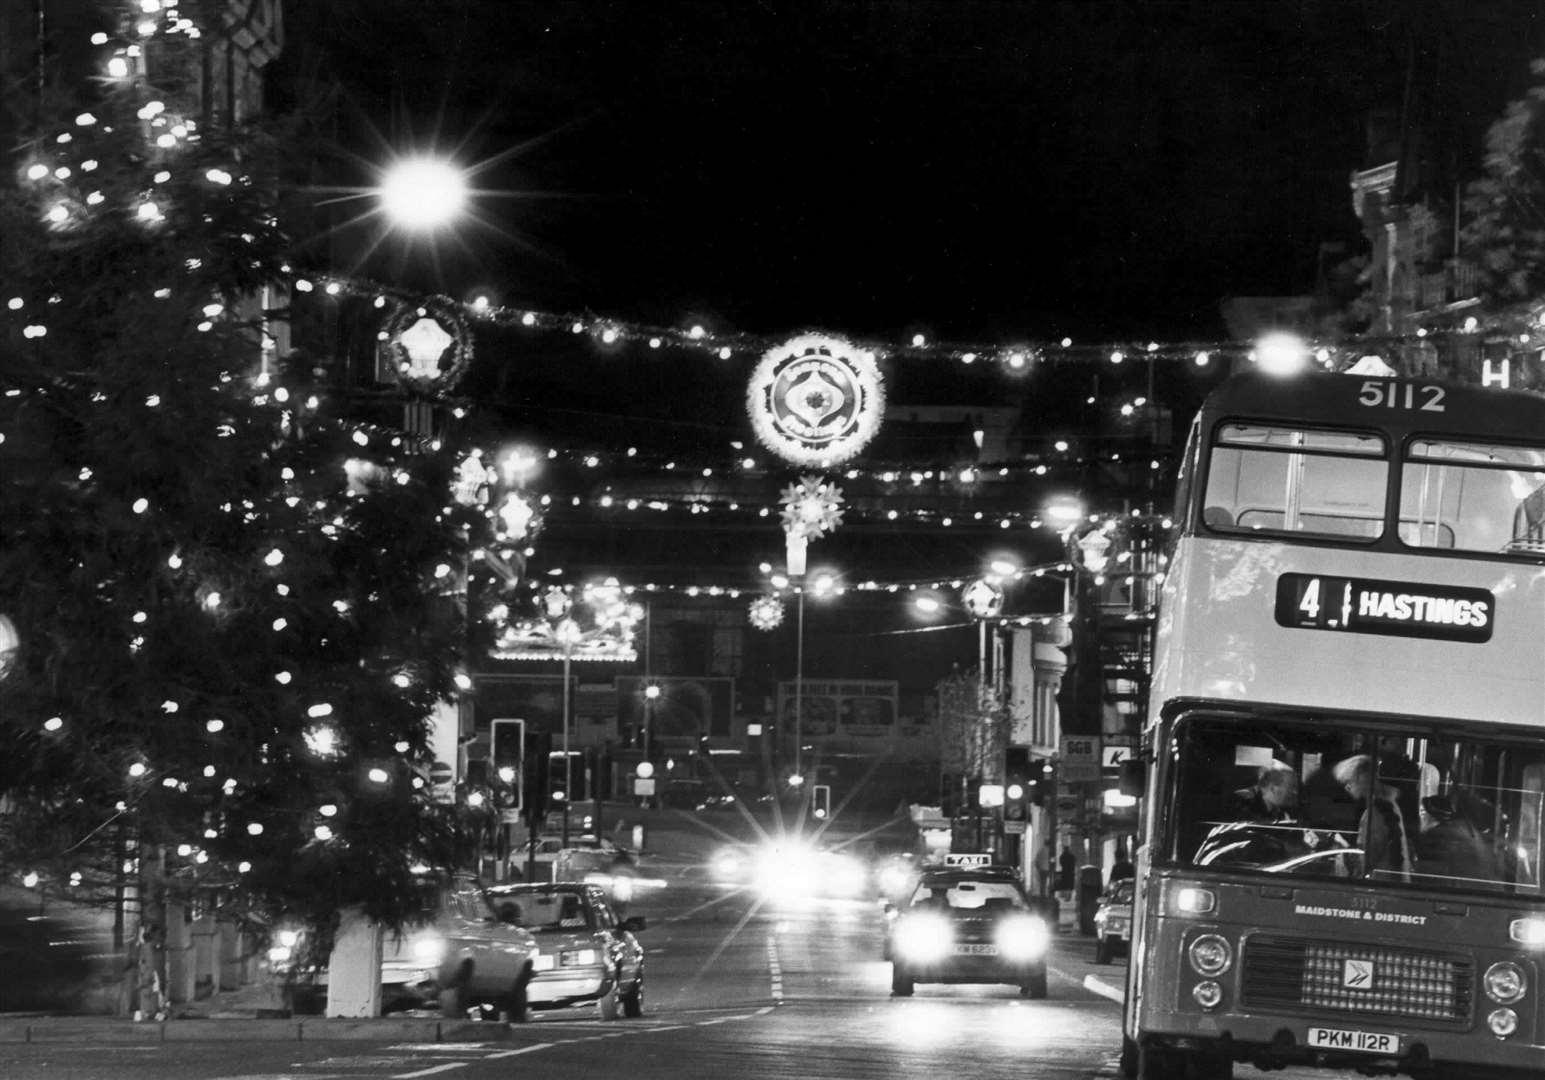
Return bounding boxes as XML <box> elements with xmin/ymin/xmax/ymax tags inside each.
<box><xmin>1274</xmin><ymin>573</ymin><xmax>1493</xmax><ymax>643</ymax></box>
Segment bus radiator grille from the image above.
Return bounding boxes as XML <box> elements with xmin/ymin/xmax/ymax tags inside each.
<box><xmin>1240</xmin><ymin>936</ymin><xmax>1473</xmax><ymax>1023</ymax></box>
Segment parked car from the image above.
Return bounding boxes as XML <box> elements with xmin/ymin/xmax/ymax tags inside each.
<box><xmin>1092</xmin><ymin>878</ymin><xmax>1134</xmax><ymax>964</ymax></box>
<box><xmin>272</xmin><ymin>873</ymin><xmax>539</xmax><ymax>1019</ymax></box>
<box><xmin>885</xmin><ymin>865</ymin><xmax>1051</xmax><ymax>998</ymax></box>
<box><xmin>486</xmin><ymin>881</ymin><xmax>646</xmax><ymax>1020</ymax></box>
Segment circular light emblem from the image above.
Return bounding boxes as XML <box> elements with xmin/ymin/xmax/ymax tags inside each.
<box><xmin>748</xmin><ymin>334</ymin><xmax>885</xmax><ymax>467</ymax></box>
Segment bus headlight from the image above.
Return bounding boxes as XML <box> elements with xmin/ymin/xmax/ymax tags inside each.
<box><xmin>1192</xmin><ymin>980</ymin><xmax>1223</xmax><ymax>1009</ymax></box>
<box><xmin>995</xmin><ymin>916</ymin><xmax>1050</xmax><ymax>961</ymax></box>
<box><xmin>1487</xmin><ymin>1008</ymin><xmax>1519</xmax><ymax>1038</ymax></box>
<box><xmin>894</xmin><ymin>914</ymin><xmax>952</xmax><ymax>963</ymax></box>
<box><xmin>1483</xmin><ymin>962</ymin><xmax>1526</xmax><ymax>1005</ymax></box>
<box><xmin>1188</xmin><ymin>934</ymin><xmax>1232</xmax><ymax>976</ymax></box>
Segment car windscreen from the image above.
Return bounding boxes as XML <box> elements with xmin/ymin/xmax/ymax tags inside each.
<box><xmin>910</xmin><ymin>879</ymin><xmax>1028</xmax><ymax>912</ymax></box>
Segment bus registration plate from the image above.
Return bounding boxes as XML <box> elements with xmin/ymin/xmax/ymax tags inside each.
<box><xmin>1307</xmin><ymin>1027</ymin><xmax>1399</xmax><ymax>1054</ymax></box>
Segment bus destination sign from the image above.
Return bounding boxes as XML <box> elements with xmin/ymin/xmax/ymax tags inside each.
<box><xmin>1274</xmin><ymin>573</ymin><xmax>1494</xmax><ymax>644</ymax></box>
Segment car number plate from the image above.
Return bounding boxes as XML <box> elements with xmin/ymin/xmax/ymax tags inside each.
<box><xmin>954</xmin><ymin>944</ymin><xmax>998</xmax><ymax>955</ymax></box>
<box><xmin>1307</xmin><ymin>1027</ymin><xmax>1400</xmax><ymax>1054</ymax></box>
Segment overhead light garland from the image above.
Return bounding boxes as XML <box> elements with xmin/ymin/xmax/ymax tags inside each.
<box><xmin>253</xmin><ymin>270</ymin><xmax>1545</xmax><ymax>390</ymax></box>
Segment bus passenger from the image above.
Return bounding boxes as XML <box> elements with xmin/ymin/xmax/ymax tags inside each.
<box><xmin>1228</xmin><ymin>760</ymin><xmax>1300</xmax><ymax>823</ymax></box>
<box><xmin>1194</xmin><ymin>760</ymin><xmax>1312</xmax><ymax>866</ymax></box>
<box><xmin>1333</xmin><ymin>754</ymin><xmax>1416</xmax><ymax>880</ymax></box>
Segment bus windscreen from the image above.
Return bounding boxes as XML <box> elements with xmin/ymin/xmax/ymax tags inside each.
<box><xmin>1167</xmin><ymin>714</ymin><xmax>1543</xmax><ymax>898</ymax></box>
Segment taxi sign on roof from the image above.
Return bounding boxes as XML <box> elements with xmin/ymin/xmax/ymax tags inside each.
<box><xmin>944</xmin><ymin>853</ymin><xmax>991</xmax><ymax>867</ymax></box>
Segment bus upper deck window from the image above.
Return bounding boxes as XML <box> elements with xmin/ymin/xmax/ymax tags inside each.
<box><xmin>1400</xmin><ymin>440</ymin><xmax>1545</xmax><ymax>556</ymax></box>
<box><xmin>1203</xmin><ymin>423</ymin><xmax>1387</xmax><ymax>541</ymax></box>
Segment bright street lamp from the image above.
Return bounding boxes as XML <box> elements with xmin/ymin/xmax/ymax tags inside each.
<box><xmin>377</xmin><ymin>156</ymin><xmax>469</xmax><ymax>232</ymax></box>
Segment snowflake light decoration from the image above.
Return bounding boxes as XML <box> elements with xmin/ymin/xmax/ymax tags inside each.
<box><xmin>780</xmin><ymin>474</ymin><xmax>845</xmax><ymax>541</ymax></box>
<box><xmin>748</xmin><ymin>595</ymin><xmax>785</xmax><ymax>631</ymax></box>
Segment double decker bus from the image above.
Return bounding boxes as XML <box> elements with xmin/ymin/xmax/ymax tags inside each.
<box><xmin>1121</xmin><ymin>369</ymin><xmax>1545</xmax><ymax>1080</ymax></box>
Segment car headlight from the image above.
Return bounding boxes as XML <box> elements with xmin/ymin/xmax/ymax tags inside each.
<box><xmin>1484</xmin><ymin>962</ymin><xmax>1527</xmax><ymax>1005</ymax></box>
<box><xmin>560</xmin><ymin>948</ymin><xmax>600</xmax><ymax>967</ymax></box>
<box><xmin>894</xmin><ymin>914</ymin><xmax>953</xmax><ymax>962</ymax></box>
<box><xmin>995</xmin><ymin>916</ymin><xmax>1049</xmax><ymax>961</ymax></box>
<box><xmin>412</xmin><ymin>932</ymin><xmax>446</xmax><ymax>965</ymax></box>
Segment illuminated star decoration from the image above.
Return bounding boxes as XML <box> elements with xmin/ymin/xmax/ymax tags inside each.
<box><xmin>780</xmin><ymin>474</ymin><xmax>846</xmax><ymax>541</ymax></box>
<box><xmin>961</xmin><ymin>578</ymin><xmax>1005</xmax><ymax>620</ymax></box>
<box><xmin>747</xmin><ymin>333</ymin><xmax>885</xmax><ymax>467</ymax></box>
<box><xmin>748</xmin><ymin>595</ymin><xmax>786</xmax><ymax>631</ymax></box>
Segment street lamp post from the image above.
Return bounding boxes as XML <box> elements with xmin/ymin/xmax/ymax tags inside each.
<box><xmin>556</xmin><ymin>618</ymin><xmax>581</xmax><ymax>848</ymax></box>
<box><xmin>794</xmin><ymin>583</ymin><xmax>805</xmax><ymax>781</ymax></box>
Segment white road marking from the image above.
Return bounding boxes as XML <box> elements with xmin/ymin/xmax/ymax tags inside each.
<box><xmin>766</xmin><ymin>934</ymin><xmax>784</xmax><ymax>1001</ymax></box>
<box><xmin>392</xmin><ymin>1063</ymin><xmax>468</xmax><ymax>1078</ymax></box>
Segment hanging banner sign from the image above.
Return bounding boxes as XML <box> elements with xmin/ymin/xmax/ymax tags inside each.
<box><xmin>1274</xmin><ymin>573</ymin><xmax>1493</xmax><ymax>643</ymax></box>
<box><xmin>747</xmin><ymin>333</ymin><xmax>885</xmax><ymax>467</ymax></box>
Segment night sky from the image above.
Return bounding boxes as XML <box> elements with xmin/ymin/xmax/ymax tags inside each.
<box><xmin>275</xmin><ymin>1</ymin><xmax>1544</xmax><ymax>344</ymax></box>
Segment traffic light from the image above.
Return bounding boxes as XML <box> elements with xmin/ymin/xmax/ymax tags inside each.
<box><xmin>811</xmin><ymin>784</ymin><xmax>831</xmax><ymax>819</ymax></box>
<box><xmin>490</xmin><ymin>718</ymin><xmax>524</xmax><ymax>811</ymax></box>
<box><xmin>1005</xmin><ymin>747</ymin><xmax>1032</xmax><ymax>822</ymax></box>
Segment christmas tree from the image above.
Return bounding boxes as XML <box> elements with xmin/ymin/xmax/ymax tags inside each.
<box><xmin>0</xmin><ymin>5</ymin><xmax>501</xmax><ymax>1014</ymax></box>
<box><xmin>1462</xmin><ymin>57</ymin><xmax>1545</xmax><ymax>308</ymax></box>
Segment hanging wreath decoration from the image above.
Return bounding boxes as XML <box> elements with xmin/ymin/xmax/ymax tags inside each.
<box><xmin>746</xmin><ymin>332</ymin><xmax>885</xmax><ymax>467</ymax></box>
<box><xmin>380</xmin><ymin>295</ymin><xmax>473</xmax><ymax>395</ymax></box>
<box><xmin>748</xmin><ymin>595</ymin><xmax>786</xmax><ymax>631</ymax></box>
